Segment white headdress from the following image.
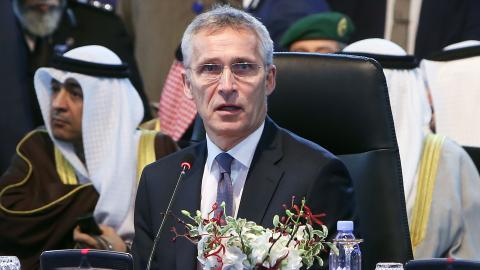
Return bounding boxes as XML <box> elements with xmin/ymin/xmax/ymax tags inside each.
<box><xmin>344</xmin><ymin>38</ymin><xmax>432</xmax><ymax>214</ymax></box>
<box><xmin>421</xmin><ymin>40</ymin><xmax>480</xmax><ymax>147</ymax></box>
<box><xmin>34</xmin><ymin>45</ymin><xmax>144</xmax><ymax>231</ymax></box>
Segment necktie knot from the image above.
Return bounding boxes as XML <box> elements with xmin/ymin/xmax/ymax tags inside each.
<box><xmin>215</xmin><ymin>152</ymin><xmax>234</xmax><ymax>174</ymax></box>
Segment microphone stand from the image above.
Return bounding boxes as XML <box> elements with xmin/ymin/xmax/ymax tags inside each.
<box><xmin>145</xmin><ymin>162</ymin><xmax>191</xmax><ymax>270</ymax></box>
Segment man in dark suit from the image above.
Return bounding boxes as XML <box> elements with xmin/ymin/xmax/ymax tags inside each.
<box><xmin>132</xmin><ymin>5</ymin><xmax>354</xmax><ymax>270</ymax></box>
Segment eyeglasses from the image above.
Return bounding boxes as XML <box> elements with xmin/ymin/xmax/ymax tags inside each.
<box><xmin>189</xmin><ymin>62</ymin><xmax>264</xmax><ymax>82</ymax></box>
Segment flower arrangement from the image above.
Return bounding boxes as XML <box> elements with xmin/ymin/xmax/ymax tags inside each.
<box><xmin>173</xmin><ymin>197</ymin><xmax>336</xmax><ymax>270</ymax></box>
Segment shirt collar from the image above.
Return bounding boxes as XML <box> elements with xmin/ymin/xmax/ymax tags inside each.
<box><xmin>206</xmin><ymin>121</ymin><xmax>265</xmax><ymax>171</ymax></box>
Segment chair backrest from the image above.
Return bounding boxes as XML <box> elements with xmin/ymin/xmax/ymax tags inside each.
<box><xmin>270</xmin><ymin>52</ymin><xmax>413</xmax><ymax>270</ymax></box>
<box><xmin>40</xmin><ymin>249</ymin><xmax>133</xmax><ymax>270</ymax></box>
<box><xmin>463</xmin><ymin>146</ymin><xmax>480</xmax><ymax>174</ymax></box>
<box><xmin>405</xmin><ymin>258</ymin><xmax>480</xmax><ymax>270</ymax></box>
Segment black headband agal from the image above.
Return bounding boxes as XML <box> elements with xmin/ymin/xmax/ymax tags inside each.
<box><xmin>425</xmin><ymin>45</ymin><xmax>480</xmax><ymax>61</ymax></box>
<box><xmin>50</xmin><ymin>54</ymin><xmax>130</xmax><ymax>78</ymax></box>
<box><xmin>340</xmin><ymin>52</ymin><xmax>419</xmax><ymax>69</ymax></box>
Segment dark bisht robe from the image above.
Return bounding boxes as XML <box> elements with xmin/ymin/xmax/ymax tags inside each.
<box><xmin>0</xmin><ymin>128</ymin><xmax>178</xmax><ymax>270</ymax></box>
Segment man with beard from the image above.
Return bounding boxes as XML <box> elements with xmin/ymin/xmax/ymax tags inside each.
<box><xmin>0</xmin><ymin>45</ymin><xmax>178</xmax><ymax>270</ymax></box>
<box><xmin>0</xmin><ymin>0</ymin><xmax>151</xmax><ymax>174</ymax></box>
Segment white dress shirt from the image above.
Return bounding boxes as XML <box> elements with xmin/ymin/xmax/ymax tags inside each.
<box><xmin>200</xmin><ymin>121</ymin><xmax>265</xmax><ymax>219</ymax></box>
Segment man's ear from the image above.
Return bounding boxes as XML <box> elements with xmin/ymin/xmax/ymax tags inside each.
<box><xmin>265</xmin><ymin>64</ymin><xmax>276</xmax><ymax>96</ymax></box>
<box><xmin>182</xmin><ymin>70</ymin><xmax>194</xmax><ymax>100</ymax></box>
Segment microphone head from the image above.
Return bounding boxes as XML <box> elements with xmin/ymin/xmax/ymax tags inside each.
<box><xmin>180</xmin><ymin>153</ymin><xmax>195</xmax><ymax>171</ymax></box>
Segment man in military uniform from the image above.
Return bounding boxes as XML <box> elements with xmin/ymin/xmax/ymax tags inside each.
<box><xmin>280</xmin><ymin>12</ymin><xmax>355</xmax><ymax>53</ymax></box>
<box><xmin>245</xmin><ymin>0</ymin><xmax>331</xmax><ymax>51</ymax></box>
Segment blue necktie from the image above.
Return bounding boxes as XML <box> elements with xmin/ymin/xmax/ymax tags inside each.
<box><xmin>215</xmin><ymin>152</ymin><xmax>234</xmax><ymax>217</ymax></box>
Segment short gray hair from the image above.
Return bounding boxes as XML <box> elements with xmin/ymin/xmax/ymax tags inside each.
<box><xmin>181</xmin><ymin>5</ymin><xmax>273</xmax><ymax>67</ymax></box>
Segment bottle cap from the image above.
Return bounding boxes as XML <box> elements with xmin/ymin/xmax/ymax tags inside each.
<box><xmin>337</xmin><ymin>220</ymin><xmax>354</xmax><ymax>231</ymax></box>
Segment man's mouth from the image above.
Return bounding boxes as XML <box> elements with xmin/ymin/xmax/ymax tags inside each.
<box><xmin>216</xmin><ymin>104</ymin><xmax>242</xmax><ymax>112</ymax></box>
<box><xmin>51</xmin><ymin>117</ymin><xmax>69</xmax><ymax>126</ymax></box>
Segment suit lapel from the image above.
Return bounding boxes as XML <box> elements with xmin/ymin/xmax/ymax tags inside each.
<box><xmin>237</xmin><ymin>118</ymin><xmax>284</xmax><ymax>225</ymax></box>
<box><xmin>174</xmin><ymin>143</ymin><xmax>206</xmax><ymax>270</ymax></box>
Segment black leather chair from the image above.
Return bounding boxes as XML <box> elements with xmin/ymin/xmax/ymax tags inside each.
<box><xmin>40</xmin><ymin>249</ymin><xmax>133</xmax><ymax>270</ymax></box>
<box><xmin>269</xmin><ymin>52</ymin><xmax>412</xmax><ymax>270</ymax></box>
<box><xmin>463</xmin><ymin>146</ymin><xmax>480</xmax><ymax>174</ymax></box>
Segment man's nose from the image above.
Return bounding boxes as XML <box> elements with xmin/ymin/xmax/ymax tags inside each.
<box><xmin>218</xmin><ymin>66</ymin><xmax>235</xmax><ymax>96</ymax></box>
<box><xmin>51</xmin><ymin>89</ymin><xmax>69</xmax><ymax>109</ymax></box>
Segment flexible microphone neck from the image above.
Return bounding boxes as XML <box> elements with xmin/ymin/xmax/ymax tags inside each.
<box><xmin>145</xmin><ymin>154</ymin><xmax>194</xmax><ymax>270</ymax></box>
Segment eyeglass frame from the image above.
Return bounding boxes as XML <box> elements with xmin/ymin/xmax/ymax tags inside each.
<box><xmin>186</xmin><ymin>62</ymin><xmax>268</xmax><ymax>83</ymax></box>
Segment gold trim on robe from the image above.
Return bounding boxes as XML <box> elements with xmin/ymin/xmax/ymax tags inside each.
<box><xmin>55</xmin><ymin>147</ymin><xmax>78</xmax><ymax>185</ymax></box>
<box><xmin>410</xmin><ymin>134</ymin><xmax>445</xmax><ymax>251</ymax></box>
<box><xmin>137</xmin><ymin>130</ymin><xmax>158</xmax><ymax>182</ymax></box>
<box><xmin>0</xmin><ymin>130</ymin><xmax>93</xmax><ymax>215</ymax></box>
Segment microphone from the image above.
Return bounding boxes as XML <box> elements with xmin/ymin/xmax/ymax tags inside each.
<box><xmin>146</xmin><ymin>154</ymin><xmax>195</xmax><ymax>270</ymax></box>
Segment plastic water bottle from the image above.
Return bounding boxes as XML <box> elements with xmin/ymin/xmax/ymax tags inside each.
<box><xmin>329</xmin><ymin>220</ymin><xmax>361</xmax><ymax>270</ymax></box>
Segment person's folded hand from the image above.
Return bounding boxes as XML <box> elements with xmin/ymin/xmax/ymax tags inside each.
<box><xmin>73</xmin><ymin>224</ymin><xmax>127</xmax><ymax>252</ymax></box>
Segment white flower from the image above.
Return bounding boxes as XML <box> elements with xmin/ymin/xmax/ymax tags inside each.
<box><xmin>282</xmin><ymin>249</ymin><xmax>302</xmax><ymax>270</ymax></box>
<box><xmin>222</xmin><ymin>246</ymin><xmax>247</xmax><ymax>270</ymax></box>
<box><xmin>198</xmin><ymin>253</ymin><xmax>221</xmax><ymax>270</ymax></box>
<box><xmin>265</xmin><ymin>235</ymin><xmax>290</xmax><ymax>268</ymax></box>
<box><xmin>294</xmin><ymin>225</ymin><xmax>308</xmax><ymax>241</ymax></box>
<box><xmin>249</xmin><ymin>231</ymin><xmax>272</xmax><ymax>265</ymax></box>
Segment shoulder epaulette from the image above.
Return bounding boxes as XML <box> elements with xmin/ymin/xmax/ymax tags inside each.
<box><xmin>69</xmin><ymin>0</ymin><xmax>115</xmax><ymax>14</ymax></box>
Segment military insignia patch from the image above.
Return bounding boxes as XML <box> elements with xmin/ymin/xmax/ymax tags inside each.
<box><xmin>337</xmin><ymin>17</ymin><xmax>348</xmax><ymax>38</ymax></box>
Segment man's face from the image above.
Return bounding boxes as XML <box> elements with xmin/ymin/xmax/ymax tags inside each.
<box><xmin>289</xmin><ymin>39</ymin><xmax>341</xmax><ymax>53</ymax></box>
<box><xmin>50</xmin><ymin>77</ymin><xmax>83</xmax><ymax>143</ymax></box>
<box><xmin>183</xmin><ymin>27</ymin><xmax>276</xmax><ymax>148</ymax></box>
<box><xmin>14</xmin><ymin>0</ymin><xmax>64</xmax><ymax>37</ymax></box>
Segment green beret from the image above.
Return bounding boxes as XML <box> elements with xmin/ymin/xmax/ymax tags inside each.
<box><xmin>280</xmin><ymin>12</ymin><xmax>355</xmax><ymax>48</ymax></box>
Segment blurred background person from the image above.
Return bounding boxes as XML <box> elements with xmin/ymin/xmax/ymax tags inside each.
<box><xmin>344</xmin><ymin>38</ymin><xmax>480</xmax><ymax>259</ymax></box>
<box><xmin>245</xmin><ymin>0</ymin><xmax>331</xmax><ymax>51</ymax></box>
<box><xmin>280</xmin><ymin>12</ymin><xmax>355</xmax><ymax>53</ymax></box>
<box><xmin>328</xmin><ymin>0</ymin><xmax>480</xmax><ymax>58</ymax></box>
<box><xmin>155</xmin><ymin>47</ymin><xmax>198</xmax><ymax>147</ymax></box>
<box><xmin>9</xmin><ymin>0</ymin><xmax>150</xmax><ymax>121</ymax></box>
